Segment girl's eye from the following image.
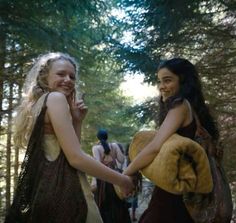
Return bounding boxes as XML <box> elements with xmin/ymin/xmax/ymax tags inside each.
<box><xmin>70</xmin><ymin>75</ymin><xmax>76</xmax><ymax>80</ymax></box>
<box><xmin>57</xmin><ymin>72</ymin><xmax>75</xmax><ymax>80</ymax></box>
<box><xmin>164</xmin><ymin>79</ymin><xmax>171</xmax><ymax>83</ymax></box>
<box><xmin>157</xmin><ymin>80</ymin><xmax>161</xmax><ymax>84</ymax></box>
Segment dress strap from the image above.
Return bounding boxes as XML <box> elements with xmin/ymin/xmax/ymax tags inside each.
<box><xmin>185</xmin><ymin>99</ymin><xmax>193</xmax><ymax>122</ymax></box>
<box><xmin>42</xmin><ymin>92</ymin><xmax>50</xmax><ymax>108</ymax></box>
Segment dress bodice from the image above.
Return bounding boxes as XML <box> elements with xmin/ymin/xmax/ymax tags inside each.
<box><xmin>177</xmin><ymin>118</ymin><xmax>197</xmax><ymax>139</ymax></box>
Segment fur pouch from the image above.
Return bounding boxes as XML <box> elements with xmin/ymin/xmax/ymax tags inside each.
<box><xmin>129</xmin><ymin>130</ymin><xmax>213</xmax><ymax>194</ymax></box>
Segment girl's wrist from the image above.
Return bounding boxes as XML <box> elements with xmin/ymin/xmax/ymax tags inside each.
<box><xmin>120</xmin><ymin>174</ymin><xmax>130</xmax><ymax>188</ymax></box>
<box><xmin>73</xmin><ymin>119</ymin><xmax>82</xmax><ymax>127</ymax></box>
<box><xmin>123</xmin><ymin>166</ymin><xmax>133</xmax><ymax>176</ymax></box>
<box><xmin>115</xmin><ymin>172</ymin><xmax>126</xmax><ymax>187</ymax></box>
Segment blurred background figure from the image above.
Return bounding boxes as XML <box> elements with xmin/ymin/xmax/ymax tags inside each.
<box><xmin>92</xmin><ymin>129</ymin><xmax>131</xmax><ymax>223</ymax></box>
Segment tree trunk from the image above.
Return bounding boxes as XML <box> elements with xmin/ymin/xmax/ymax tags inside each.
<box><xmin>6</xmin><ymin>81</ymin><xmax>13</xmax><ymax>209</ymax></box>
<box><xmin>14</xmin><ymin>81</ymin><xmax>22</xmax><ymax>189</ymax></box>
<box><xmin>0</xmin><ymin>25</ymin><xmax>6</xmax><ymax>131</ymax></box>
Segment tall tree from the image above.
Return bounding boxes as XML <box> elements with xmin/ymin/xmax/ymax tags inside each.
<box><xmin>0</xmin><ymin>1</ymin><xmax>142</xmax><ymax>219</ymax></box>
<box><xmin>110</xmin><ymin>0</ymin><xmax>236</xmax><ymax>136</ymax></box>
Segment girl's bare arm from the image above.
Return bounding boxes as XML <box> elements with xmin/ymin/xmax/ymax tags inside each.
<box><xmin>46</xmin><ymin>92</ymin><xmax>133</xmax><ymax>192</ymax></box>
<box><xmin>123</xmin><ymin>102</ymin><xmax>188</xmax><ymax>176</ymax></box>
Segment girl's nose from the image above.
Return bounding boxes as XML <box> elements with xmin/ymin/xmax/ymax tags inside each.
<box><xmin>64</xmin><ymin>75</ymin><xmax>71</xmax><ymax>81</ymax></box>
<box><xmin>158</xmin><ymin>82</ymin><xmax>165</xmax><ymax>90</ymax></box>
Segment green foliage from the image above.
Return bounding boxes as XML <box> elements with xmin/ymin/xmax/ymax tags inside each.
<box><xmin>112</xmin><ymin>0</ymin><xmax>236</xmax><ymax>80</ymax></box>
<box><xmin>0</xmin><ymin>0</ymin><xmax>142</xmax><ymax>218</ymax></box>
<box><xmin>110</xmin><ymin>0</ymin><xmax>236</xmax><ymax>128</ymax></box>
<box><xmin>80</xmin><ymin>56</ymin><xmax>142</xmax><ymax>152</ymax></box>
<box><xmin>0</xmin><ymin>0</ymin><xmax>139</xmax><ymax>144</ymax></box>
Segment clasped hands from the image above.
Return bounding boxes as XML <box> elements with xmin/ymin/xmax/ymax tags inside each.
<box><xmin>117</xmin><ymin>173</ymin><xmax>139</xmax><ymax>200</ymax></box>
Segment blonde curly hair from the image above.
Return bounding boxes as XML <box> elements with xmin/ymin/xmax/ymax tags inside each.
<box><xmin>14</xmin><ymin>52</ymin><xmax>79</xmax><ymax>147</ymax></box>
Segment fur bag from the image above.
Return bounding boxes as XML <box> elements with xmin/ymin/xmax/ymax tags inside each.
<box><xmin>129</xmin><ymin>130</ymin><xmax>213</xmax><ymax>194</ymax></box>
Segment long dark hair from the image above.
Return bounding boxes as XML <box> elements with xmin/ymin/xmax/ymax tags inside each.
<box><xmin>97</xmin><ymin>129</ymin><xmax>110</xmax><ymax>155</ymax></box>
<box><xmin>158</xmin><ymin>58</ymin><xmax>219</xmax><ymax>140</ymax></box>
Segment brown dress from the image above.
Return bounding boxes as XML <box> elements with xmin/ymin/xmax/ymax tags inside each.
<box><xmin>139</xmin><ymin>119</ymin><xmax>196</xmax><ymax>223</ymax></box>
<box><xmin>5</xmin><ymin>93</ymin><xmax>102</xmax><ymax>223</ymax></box>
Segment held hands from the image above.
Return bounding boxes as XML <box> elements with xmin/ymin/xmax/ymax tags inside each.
<box><xmin>114</xmin><ymin>175</ymin><xmax>135</xmax><ymax>199</ymax></box>
<box><xmin>121</xmin><ymin>175</ymin><xmax>135</xmax><ymax>197</ymax></box>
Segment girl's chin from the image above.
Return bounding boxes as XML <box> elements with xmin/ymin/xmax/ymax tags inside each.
<box><xmin>161</xmin><ymin>95</ymin><xmax>172</xmax><ymax>102</ymax></box>
<box><xmin>162</xmin><ymin>96</ymin><xmax>168</xmax><ymax>102</ymax></box>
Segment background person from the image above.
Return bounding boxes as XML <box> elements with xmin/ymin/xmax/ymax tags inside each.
<box><xmin>92</xmin><ymin>129</ymin><xmax>131</xmax><ymax>223</ymax></box>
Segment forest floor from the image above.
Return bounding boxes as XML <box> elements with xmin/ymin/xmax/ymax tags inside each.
<box><xmin>129</xmin><ymin>179</ymin><xmax>154</xmax><ymax>222</ymax></box>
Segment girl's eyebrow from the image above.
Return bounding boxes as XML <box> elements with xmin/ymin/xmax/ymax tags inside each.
<box><xmin>158</xmin><ymin>75</ymin><xmax>174</xmax><ymax>80</ymax></box>
<box><xmin>162</xmin><ymin>75</ymin><xmax>173</xmax><ymax>79</ymax></box>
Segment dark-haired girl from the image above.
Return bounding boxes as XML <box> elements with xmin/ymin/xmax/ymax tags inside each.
<box><xmin>124</xmin><ymin>58</ymin><xmax>219</xmax><ymax>223</ymax></box>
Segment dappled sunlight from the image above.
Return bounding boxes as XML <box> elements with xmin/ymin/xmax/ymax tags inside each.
<box><xmin>120</xmin><ymin>74</ymin><xmax>158</xmax><ymax>104</ymax></box>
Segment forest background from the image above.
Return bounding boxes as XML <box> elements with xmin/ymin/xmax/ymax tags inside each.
<box><xmin>0</xmin><ymin>0</ymin><xmax>235</xmax><ymax>221</ymax></box>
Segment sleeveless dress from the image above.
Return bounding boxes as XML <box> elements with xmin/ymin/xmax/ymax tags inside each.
<box><xmin>40</xmin><ymin>94</ymin><xmax>103</xmax><ymax>223</ymax></box>
<box><xmin>139</xmin><ymin>119</ymin><xmax>197</xmax><ymax>223</ymax></box>
<box><xmin>95</xmin><ymin>151</ymin><xmax>131</xmax><ymax>223</ymax></box>
<box><xmin>5</xmin><ymin>93</ymin><xmax>103</xmax><ymax>223</ymax></box>
<box><xmin>43</xmin><ymin>135</ymin><xmax>103</xmax><ymax>223</ymax></box>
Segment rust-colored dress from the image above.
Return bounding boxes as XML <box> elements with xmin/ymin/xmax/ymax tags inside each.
<box><xmin>139</xmin><ymin>119</ymin><xmax>196</xmax><ymax>223</ymax></box>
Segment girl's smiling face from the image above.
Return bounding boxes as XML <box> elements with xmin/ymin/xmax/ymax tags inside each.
<box><xmin>47</xmin><ymin>59</ymin><xmax>76</xmax><ymax>97</ymax></box>
<box><xmin>157</xmin><ymin>68</ymin><xmax>180</xmax><ymax>102</ymax></box>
